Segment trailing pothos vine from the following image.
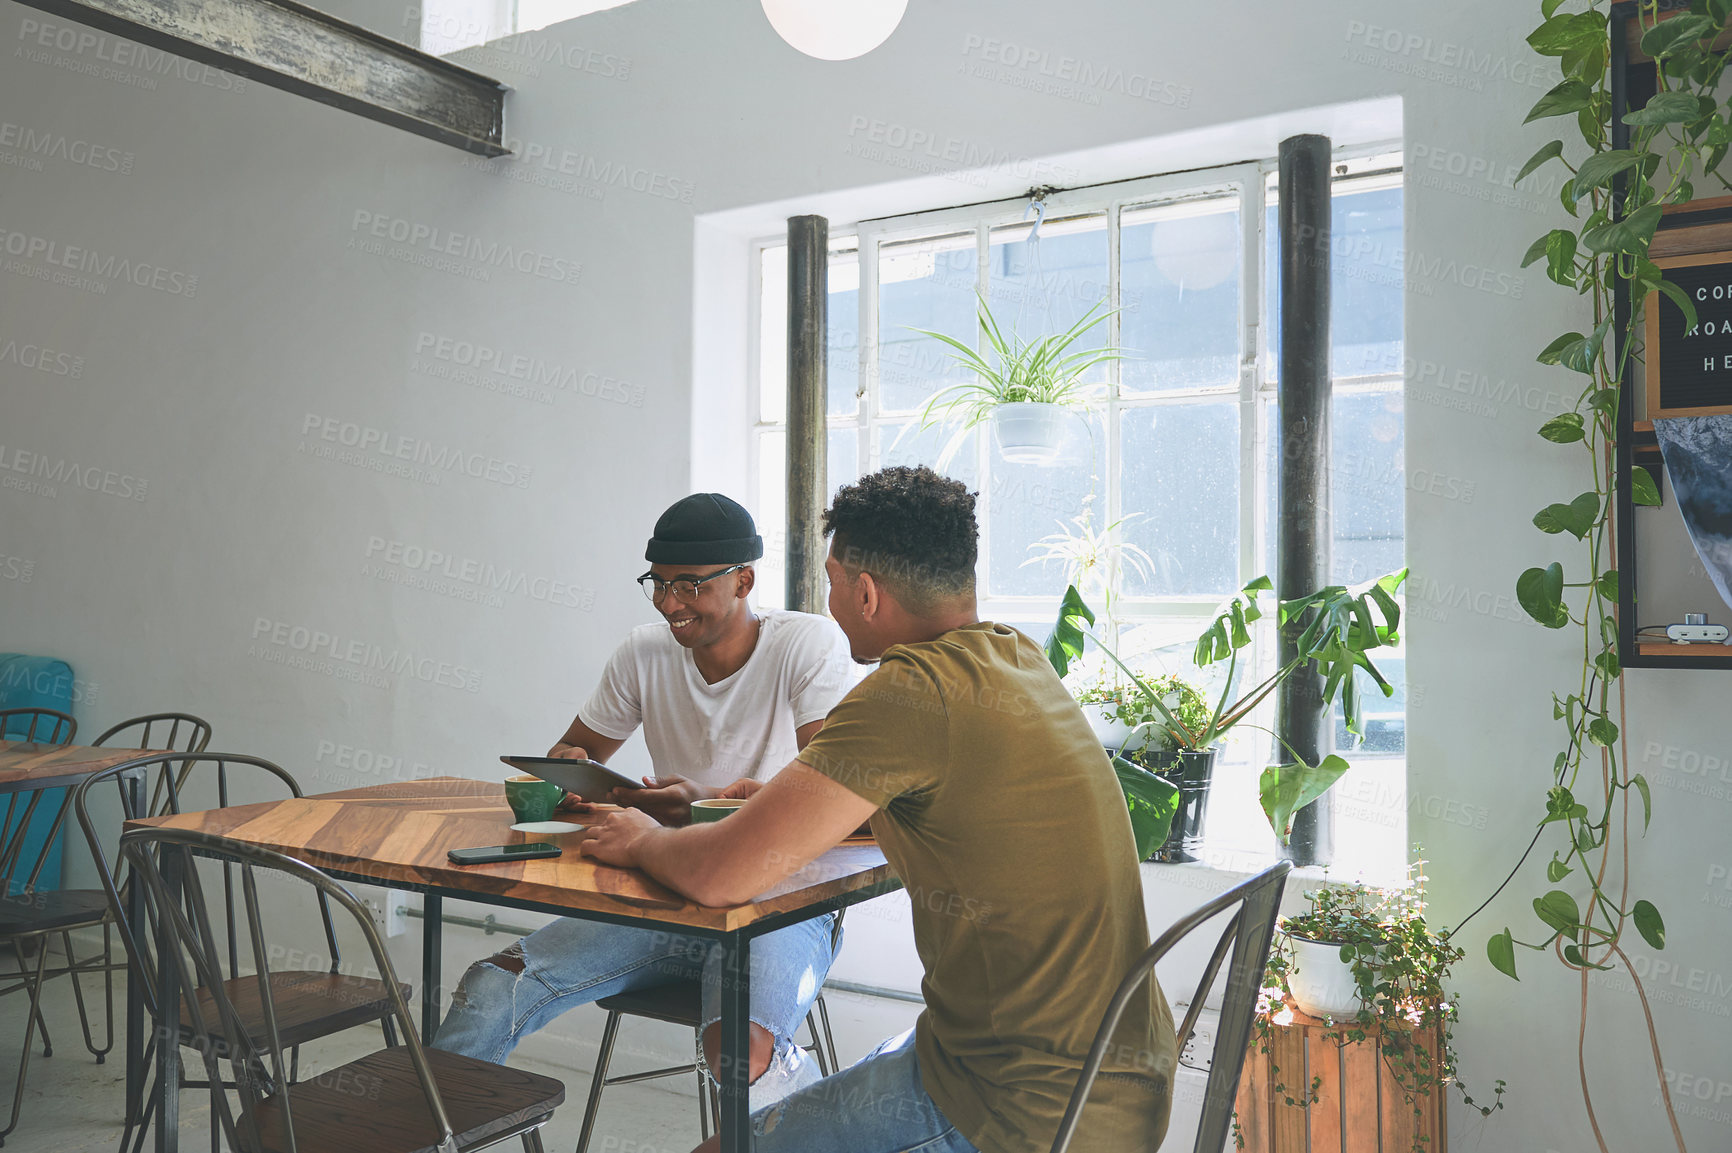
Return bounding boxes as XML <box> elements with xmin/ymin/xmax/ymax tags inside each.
<box><xmin>1477</xmin><ymin>2</ymin><xmax>1732</xmax><ymax>1149</ymax></box>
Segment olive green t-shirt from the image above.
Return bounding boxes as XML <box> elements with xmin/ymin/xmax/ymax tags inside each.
<box><xmin>796</xmin><ymin>623</ymin><xmax>1176</xmax><ymax>1153</ymax></box>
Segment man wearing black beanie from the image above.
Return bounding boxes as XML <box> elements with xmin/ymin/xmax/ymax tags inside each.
<box><xmin>435</xmin><ymin>492</ymin><xmax>854</xmax><ymax>1112</ymax></box>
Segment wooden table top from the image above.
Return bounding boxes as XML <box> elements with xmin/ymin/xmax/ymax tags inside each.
<box><xmin>126</xmin><ymin>777</ymin><xmax>896</xmax><ymax>933</ymax></box>
<box><xmin>0</xmin><ymin>742</ymin><xmax>157</xmax><ymax>792</ymax></box>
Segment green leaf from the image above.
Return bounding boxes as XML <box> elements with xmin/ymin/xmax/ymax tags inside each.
<box><xmin>1537</xmin><ymin>332</ymin><xmax>1584</xmax><ymax>365</ymax></box>
<box><xmin>1631</xmin><ymin>465</ymin><xmax>1662</xmax><ymax>507</ymax></box>
<box><xmin>1526</xmin><ymin>78</ymin><xmax>1594</xmax><ymax>123</ymax></box>
<box><xmin>1533</xmin><ymin>889</ymin><xmax>1581</xmax><ymax>934</ymax></box>
<box><xmin>1259</xmin><ymin>756</ymin><xmax>1351</xmax><ymax>845</ymax></box>
<box><xmin>1516</xmin><ymin>139</ymin><xmax>1566</xmax><ymax>185</ymax></box>
<box><xmin>1113</xmin><ymin>757</ymin><xmax>1180</xmax><ymax>862</ymax></box>
<box><xmin>1641</xmin><ymin>13</ymin><xmax>1718</xmax><ymax>58</ymax></box>
<box><xmin>1533</xmin><ymin>492</ymin><xmax>1600</xmax><ymax>539</ymax></box>
<box><xmin>1545</xmin><ymin>229</ymin><xmax>1580</xmax><ymax>285</ymax></box>
<box><xmin>1529</xmin><ymin>10</ymin><xmax>1607</xmax><ymax>55</ymax></box>
<box><xmin>1517</xmin><ymin>563</ymin><xmax>1570</xmax><ymax>628</ymax></box>
<box><xmin>1567</xmin><ymin>149</ymin><xmax>1642</xmax><ymax>205</ymax></box>
<box><xmin>1588</xmin><ymin>716</ymin><xmax>1619</xmax><ymax>746</ymax></box>
<box><xmin>1594</xmin><ymin>648</ymin><xmax>1622</xmax><ymax>679</ymax></box>
<box><xmin>1541</xmin><ymin>0</ymin><xmax>1567</xmax><ymax>16</ymax></box>
<box><xmin>1547</xmin><ymin>854</ymin><xmax>1574</xmax><ymax>882</ymax></box>
<box><xmin>1539</xmin><ymin>412</ymin><xmax>1586</xmax><ymax>443</ymax></box>
<box><xmin>1558</xmin><ymin>318</ymin><xmax>1614</xmax><ymax>374</ymax></box>
<box><xmin>1632</xmin><ymin>773</ymin><xmax>1652</xmax><ymax>831</ymax></box>
<box><xmin>1582</xmin><ymin>204</ymin><xmax>1664</xmax><ymax>255</ymax></box>
<box><xmin>1633</xmin><ymin>899</ymin><xmax>1666</xmax><ymax>949</ymax></box>
<box><xmin>1488</xmin><ymin>929</ymin><xmax>1519</xmax><ymax>980</ymax></box>
<box><xmin>1654</xmin><ymin>277</ymin><xmax>1701</xmax><ymax>336</ymax></box>
<box><xmin>1623</xmin><ymin>90</ymin><xmax>1710</xmax><ymax>127</ymax></box>
<box><xmin>1044</xmin><ymin>583</ymin><xmax>1095</xmax><ymax>678</ymax></box>
<box><xmin>1595</xmin><ymin>570</ymin><xmax>1619</xmax><ymax>602</ymax></box>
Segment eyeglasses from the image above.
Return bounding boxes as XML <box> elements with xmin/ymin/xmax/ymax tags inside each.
<box><xmin>636</xmin><ymin>563</ymin><xmax>750</xmax><ymax>605</ymax></box>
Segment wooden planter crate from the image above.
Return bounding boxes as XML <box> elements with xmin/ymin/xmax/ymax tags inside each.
<box><xmin>1233</xmin><ymin>1008</ymin><xmax>1446</xmax><ymax>1152</ymax></box>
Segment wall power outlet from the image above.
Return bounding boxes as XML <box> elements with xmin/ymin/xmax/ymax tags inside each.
<box><xmin>356</xmin><ymin>889</ymin><xmax>408</xmax><ymax>937</ymax></box>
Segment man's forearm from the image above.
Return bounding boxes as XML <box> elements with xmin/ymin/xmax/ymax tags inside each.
<box><xmin>629</xmin><ymin>824</ymin><xmax>753</xmax><ymax>907</ymax></box>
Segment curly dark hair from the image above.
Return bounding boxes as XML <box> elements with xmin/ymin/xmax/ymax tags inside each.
<box><xmin>823</xmin><ymin>466</ymin><xmax>978</xmax><ymax>613</ymax></box>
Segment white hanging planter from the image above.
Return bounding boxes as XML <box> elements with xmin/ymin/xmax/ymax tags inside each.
<box><xmin>1285</xmin><ymin>935</ymin><xmax>1364</xmax><ymax>1019</ymax></box>
<box><xmin>991</xmin><ymin>402</ymin><xmax>1073</xmax><ymax>465</ymax></box>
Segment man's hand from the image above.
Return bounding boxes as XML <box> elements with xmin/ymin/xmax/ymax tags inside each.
<box><xmin>547</xmin><ymin>743</ymin><xmax>589</xmax><ymax>760</ymax></box>
<box><xmin>718</xmin><ymin>778</ymin><xmax>765</xmax><ymax>801</ymax></box>
<box><xmin>577</xmin><ymin>808</ymin><xmax>660</xmax><ymax>868</ymax></box>
<box><xmin>609</xmin><ymin>775</ymin><xmax>719</xmax><ymax>826</ymax></box>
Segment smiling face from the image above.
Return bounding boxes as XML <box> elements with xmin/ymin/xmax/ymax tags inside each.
<box><xmin>648</xmin><ymin>562</ymin><xmax>754</xmax><ymax>649</ymax></box>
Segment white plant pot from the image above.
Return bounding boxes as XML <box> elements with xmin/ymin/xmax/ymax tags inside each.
<box><xmin>1285</xmin><ymin>935</ymin><xmax>1364</xmax><ymax>1019</ymax></box>
<box><xmin>991</xmin><ymin>402</ymin><xmax>1072</xmax><ymax>465</ymax></box>
<box><xmin>1085</xmin><ymin>705</ymin><xmax>1136</xmax><ymax>750</ymax></box>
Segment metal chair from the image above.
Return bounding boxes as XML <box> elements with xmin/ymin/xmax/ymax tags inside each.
<box><xmin>573</xmin><ymin>912</ymin><xmax>845</xmax><ymax>1153</ymax></box>
<box><xmin>120</xmin><ymin>826</ymin><xmax>563</xmax><ymax>1152</ymax></box>
<box><xmin>73</xmin><ymin>754</ymin><xmax>408</xmax><ymax>1153</ymax></box>
<box><xmin>0</xmin><ymin>708</ymin><xmax>77</xmax><ymax>745</ymax></box>
<box><xmin>93</xmin><ymin>714</ymin><xmax>213</xmax><ymax>820</ymax></box>
<box><xmin>1048</xmin><ymin>861</ymin><xmax>1292</xmax><ymax>1153</ymax></box>
<box><xmin>0</xmin><ymin>705</ymin><xmax>111</xmax><ymax>1146</ymax></box>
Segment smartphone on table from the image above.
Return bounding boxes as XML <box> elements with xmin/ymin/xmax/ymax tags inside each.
<box><xmin>447</xmin><ymin>842</ymin><xmax>562</xmax><ymax>866</ymax></box>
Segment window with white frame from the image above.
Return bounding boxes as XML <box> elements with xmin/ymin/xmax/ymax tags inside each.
<box><xmin>751</xmin><ymin>152</ymin><xmax>1407</xmax><ymax>878</ymax></box>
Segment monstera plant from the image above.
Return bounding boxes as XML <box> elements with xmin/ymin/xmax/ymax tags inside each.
<box><xmin>1047</xmin><ymin>570</ymin><xmax>1406</xmax><ymax>844</ymax></box>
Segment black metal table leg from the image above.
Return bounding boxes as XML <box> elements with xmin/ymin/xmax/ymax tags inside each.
<box><xmin>123</xmin><ymin>770</ymin><xmax>145</xmax><ymax>1128</ymax></box>
<box><xmin>153</xmin><ymin>844</ymin><xmax>181</xmax><ymax>1153</ymax></box>
<box><xmin>718</xmin><ymin>931</ymin><xmax>752</xmax><ymax>1153</ymax></box>
<box><xmin>421</xmin><ymin>893</ymin><xmax>442</xmax><ymax>1043</ymax></box>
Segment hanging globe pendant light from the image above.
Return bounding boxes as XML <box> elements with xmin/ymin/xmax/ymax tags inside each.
<box><xmin>760</xmin><ymin>0</ymin><xmax>908</xmax><ymax>60</ymax></box>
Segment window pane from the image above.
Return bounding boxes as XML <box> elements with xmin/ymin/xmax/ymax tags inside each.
<box><xmin>828</xmin><ymin>426</ymin><xmax>859</xmax><ymax>506</ymax></box>
<box><xmin>989</xmin><ymin>413</ymin><xmax>1101</xmax><ymax>598</ymax></box>
<box><xmin>1120</xmin><ymin>198</ymin><xmax>1241</xmax><ymax>392</ymax></box>
<box><xmin>756</xmin><ymin>430</ymin><xmax>787</xmax><ymax>611</ymax></box>
<box><xmin>1331</xmin><ymin>386</ymin><xmax>1405</xmax><ymax>585</ymax></box>
<box><xmin>874</xmin><ymin>421</ymin><xmax>980</xmax><ymax>487</ymax></box>
<box><xmin>764</xmin><ymin>244</ymin><xmax>859</xmax><ymax>422</ymax></box>
<box><xmin>759</xmin><ymin>246</ymin><xmax>787</xmax><ymax>423</ymax></box>
<box><xmin>877</xmin><ymin>232</ymin><xmax>979</xmax><ymax>413</ymax></box>
<box><xmin>830</xmin><ymin>248</ymin><xmax>860</xmax><ymax>417</ymax></box>
<box><xmin>986</xmin><ymin>214</ymin><xmax>1111</xmax><ymax>383</ymax></box>
<box><xmin>1263</xmin><ymin>180</ymin><xmax>1405</xmax><ymax>380</ymax></box>
<box><xmin>1332</xmin><ymin>655</ymin><xmax>1406</xmax><ymax>756</ymax></box>
<box><xmin>1120</xmin><ymin>401</ymin><xmax>1240</xmax><ymax>596</ymax></box>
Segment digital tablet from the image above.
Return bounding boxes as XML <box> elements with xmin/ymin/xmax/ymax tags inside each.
<box><xmin>500</xmin><ymin>755</ymin><xmax>644</xmax><ymax>799</ymax></box>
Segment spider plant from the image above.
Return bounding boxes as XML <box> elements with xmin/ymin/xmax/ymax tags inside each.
<box><xmin>911</xmin><ymin>293</ymin><xmax>1122</xmax><ymax>431</ymax></box>
<box><xmin>1023</xmin><ymin>504</ymin><xmax>1154</xmax><ymax>633</ymax></box>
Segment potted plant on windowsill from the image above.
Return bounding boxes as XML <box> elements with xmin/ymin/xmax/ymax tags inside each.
<box><xmin>1046</xmin><ymin>569</ymin><xmax>1407</xmax><ymax>856</ymax></box>
<box><xmin>910</xmin><ymin>293</ymin><xmax>1120</xmax><ymax>466</ymax></box>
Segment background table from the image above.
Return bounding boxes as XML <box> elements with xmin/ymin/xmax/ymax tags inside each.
<box><xmin>0</xmin><ymin>742</ymin><xmax>155</xmax><ymax>1142</ymax></box>
<box><xmin>130</xmin><ymin>776</ymin><xmax>900</xmax><ymax>1153</ymax></box>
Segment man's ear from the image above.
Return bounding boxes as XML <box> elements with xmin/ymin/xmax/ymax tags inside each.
<box><xmin>735</xmin><ymin>565</ymin><xmax>756</xmax><ymax>599</ymax></box>
<box><xmin>857</xmin><ymin>570</ymin><xmax>881</xmax><ymax>622</ymax></box>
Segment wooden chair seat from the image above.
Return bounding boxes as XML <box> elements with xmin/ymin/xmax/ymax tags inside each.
<box><xmin>180</xmin><ymin>970</ymin><xmax>410</xmax><ymax>1051</ymax></box>
<box><xmin>594</xmin><ymin>980</ymin><xmax>703</xmax><ymax>1027</ymax></box>
<box><xmin>0</xmin><ymin>888</ymin><xmax>109</xmax><ymax>935</ymax></box>
<box><xmin>251</xmin><ymin>1047</ymin><xmax>564</xmax><ymax>1153</ymax></box>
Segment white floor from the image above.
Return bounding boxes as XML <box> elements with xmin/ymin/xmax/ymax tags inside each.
<box><xmin>0</xmin><ymin>937</ymin><xmax>924</xmax><ymax>1153</ymax></box>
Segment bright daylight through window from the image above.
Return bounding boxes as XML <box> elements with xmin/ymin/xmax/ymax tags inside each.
<box><xmin>753</xmin><ymin>153</ymin><xmax>1408</xmax><ymax>879</ymax></box>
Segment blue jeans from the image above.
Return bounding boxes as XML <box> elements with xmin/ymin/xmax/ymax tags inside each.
<box><xmin>748</xmin><ymin>1029</ymin><xmax>980</xmax><ymax>1153</ymax></box>
<box><xmin>432</xmin><ymin>913</ymin><xmax>837</xmax><ymax>1108</ymax></box>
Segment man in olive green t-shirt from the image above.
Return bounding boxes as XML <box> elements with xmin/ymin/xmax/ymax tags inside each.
<box><xmin>579</xmin><ymin>466</ymin><xmax>1177</xmax><ymax>1153</ymax></box>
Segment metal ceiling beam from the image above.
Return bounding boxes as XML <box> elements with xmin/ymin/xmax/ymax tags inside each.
<box><xmin>12</xmin><ymin>0</ymin><xmax>510</xmax><ymax>156</ymax></box>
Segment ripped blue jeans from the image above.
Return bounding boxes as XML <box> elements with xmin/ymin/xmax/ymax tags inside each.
<box><xmin>432</xmin><ymin>913</ymin><xmax>837</xmax><ymax>1107</ymax></box>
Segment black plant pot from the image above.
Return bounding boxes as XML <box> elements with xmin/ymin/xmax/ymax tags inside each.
<box><xmin>1151</xmin><ymin>747</ymin><xmax>1216</xmax><ymax>864</ymax></box>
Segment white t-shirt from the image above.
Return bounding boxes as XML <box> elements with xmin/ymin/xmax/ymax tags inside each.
<box><xmin>578</xmin><ymin>610</ymin><xmax>855</xmax><ymax>787</ymax></box>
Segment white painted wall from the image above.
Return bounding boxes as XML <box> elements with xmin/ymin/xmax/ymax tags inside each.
<box><xmin>4</xmin><ymin>1</ymin><xmax>1730</xmax><ymax>1149</ymax></box>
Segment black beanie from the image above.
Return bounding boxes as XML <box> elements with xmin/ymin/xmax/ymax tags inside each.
<box><xmin>645</xmin><ymin>493</ymin><xmax>764</xmax><ymax>564</ymax></box>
